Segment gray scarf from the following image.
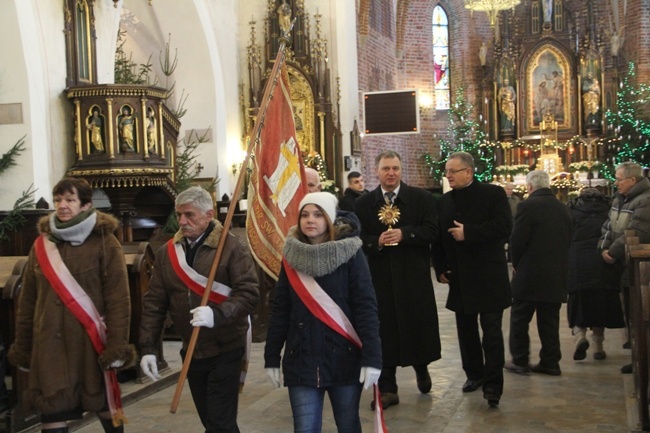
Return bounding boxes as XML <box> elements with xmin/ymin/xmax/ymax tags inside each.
<box><xmin>283</xmin><ymin>234</ymin><xmax>362</xmax><ymax>277</ymax></box>
<box><xmin>49</xmin><ymin>211</ymin><xmax>97</xmax><ymax>246</ymax></box>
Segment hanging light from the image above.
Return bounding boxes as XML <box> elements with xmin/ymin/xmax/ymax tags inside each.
<box><xmin>464</xmin><ymin>0</ymin><xmax>521</xmax><ymax>28</ymax></box>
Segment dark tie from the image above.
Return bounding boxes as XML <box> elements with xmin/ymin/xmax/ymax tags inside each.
<box><xmin>385</xmin><ymin>191</ymin><xmax>395</xmax><ymax>204</ymax></box>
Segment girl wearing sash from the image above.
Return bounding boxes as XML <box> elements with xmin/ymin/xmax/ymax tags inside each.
<box><xmin>264</xmin><ymin>192</ymin><xmax>382</xmax><ymax>433</ymax></box>
<box><xmin>8</xmin><ymin>178</ymin><xmax>135</xmax><ymax>433</ymax></box>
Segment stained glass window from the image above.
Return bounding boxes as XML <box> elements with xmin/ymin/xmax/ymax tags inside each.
<box><xmin>432</xmin><ymin>6</ymin><xmax>449</xmax><ymax>110</ymax></box>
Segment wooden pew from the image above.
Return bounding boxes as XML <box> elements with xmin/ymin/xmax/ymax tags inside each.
<box><xmin>624</xmin><ymin>230</ymin><xmax>650</xmax><ymax>432</ymax></box>
<box><xmin>121</xmin><ymin>242</ymin><xmax>169</xmax><ymax>382</ymax></box>
<box><xmin>0</xmin><ymin>256</ymin><xmax>39</xmax><ymax>433</ymax></box>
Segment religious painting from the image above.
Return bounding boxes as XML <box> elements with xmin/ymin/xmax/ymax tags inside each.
<box><xmin>526</xmin><ymin>45</ymin><xmax>572</xmax><ymax>131</ymax></box>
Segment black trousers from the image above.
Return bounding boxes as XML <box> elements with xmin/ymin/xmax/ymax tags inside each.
<box><xmin>184</xmin><ymin>347</ymin><xmax>244</xmax><ymax>433</ymax></box>
<box><xmin>378</xmin><ymin>364</ymin><xmax>429</xmax><ymax>394</ymax></box>
<box><xmin>509</xmin><ymin>300</ymin><xmax>562</xmax><ymax>369</ymax></box>
<box><xmin>455</xmin><ymin>310</ymin><xmax>505</xmax><ymax>396</ymax></box>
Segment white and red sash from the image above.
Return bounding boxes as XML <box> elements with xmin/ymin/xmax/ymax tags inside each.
<box><xmin>282</xmin><ymin>258</ymin><xmax>388</xmax><ymax>432</ymax></box>
<box><xmin>167</xmin><ymin>240</ymin><xmax>252</xmax><ymax>389</ymax></box>
<box><xmin>167</xmin><ymin>241</ymin><xmax>232</xmax><ymax>303</ymax></box>
<box><xmin>34</xmin><ymin>235</ymin><xmax>127</xmax><ymax>427</ymax></box>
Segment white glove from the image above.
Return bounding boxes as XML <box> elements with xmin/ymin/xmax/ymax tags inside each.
<box><xmin>190</xmin><ymin>306</ymin><xmax>214</xmax><ymax>328</ymax></box>
<box><xmin>359</xmin><ymin>366</ymin><xmax>381</xmax><ymax>390</ymax></box>
<box><xmin>110</xmin><ymin>360</ymin><xmax>125</xmax><ymax>369</ymax></box>
<box><xmin>140</xmin><ymin>354</ymin><xmax>161</xmax><ymax>382</ymax></box>
<box><xmin>266</xmin><ymin>368</ymin><xmax>281</xmax><ymax>388</ymax></box>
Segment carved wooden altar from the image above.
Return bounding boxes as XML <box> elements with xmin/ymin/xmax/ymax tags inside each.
<box><xmin>244</xmin><ymin>0</ymin><xmax>342</xmax><ymax>184</ymax></box>
<box><xmin>485</xmin><ymin>0</ymin><xmax>609</xmax><ymax>183</ymax></box>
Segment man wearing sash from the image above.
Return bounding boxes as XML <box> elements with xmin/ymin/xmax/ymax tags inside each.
<box><xmin>8</xmin><ymin>178</ymin><xmax>135</xmax><ymax>433</ymax></box>
<box><xmin>355</xmin><ymin>150</ymin><xmax>441</xmax><ymax>410</ymax></box>
<box><xmin>264</xmin><ymin>192</ymin><xmax>382</xmax><ymax>432</ymax></box>
<box><xmin>139</xmin><ymin>186</ymin><xmax>259</xmax><ymax>433</ymax></box>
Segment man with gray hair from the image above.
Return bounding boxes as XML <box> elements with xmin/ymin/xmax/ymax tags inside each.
<box><xmin>305</xmin><ymin>167</ymin><xmax>322</xmax><ymax>192</ymax></box>
<box><xmin>139</xmin><ymin>186</ymin><xmax>259</xmax><ymax>432</ymax></box>
<box><xmin>506</xmin><ymin>170</ymin><xmax>572</xmax><ymax>376</ymax></box>
<box><xmin>599</xmin><ymin>161</ymin><xmax>650</xmax><ymax>373</ymax></box>
<box><xmin>432</xmin><ymin>151</ymin><xmax>512</xmax><ymax>408</ymax></box>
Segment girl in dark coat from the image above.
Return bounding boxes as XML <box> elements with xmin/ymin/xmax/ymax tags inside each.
<box><xmin>567</xmin><ymin>188</ymin><xmax>625</xmax><ymax>361</ymax></box>
<box><xmin>264</xmin><ymin>192</ymin><xmax>382</xmax><ymax>433</ymax></box>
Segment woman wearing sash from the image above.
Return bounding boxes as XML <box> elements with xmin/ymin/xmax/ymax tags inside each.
<box><xmin>8</xmin><ymin>178</ymin><xmax>135</xmax><ymax>433</ymax></box>
<box><xmin>264</xmin><ymin>192</ymin><xmax>382</xmax><ymax>433</ymax></box>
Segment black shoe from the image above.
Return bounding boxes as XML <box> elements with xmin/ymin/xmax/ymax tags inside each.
<box><xmin>483</xmin><ymin>390</ymin><xmax>500</xmax><ymax>408</ymax></box>
<box><xmin>593</xmin><ymin>351</ymin><xmax>607</xmax><ymax>360</ymax></box>
<box><xmin>462</xmin><ymin>378</ymin><xmax>483</xmax><ymax>393</ymax></box>
<box><xmin>370</xmin><ymin>392</ymin><xmax>400</xmax><ymax>411</ymax></box>
<box><xmin>573</xmin><ymin>338</ymin><xmax>589</xmax><ymax>361</ymax></box>
<box><xmin>621</xmin><ymin>363</ymin><xmax>633</xmax><ymax>374</ymax></box>
<box><xmin>416</xmin><ymin>369</ymin><xmax>432</xmax><ymax>394</ymax></box>
<box><xmin>529</xmin><ymin>363</ymin><xmax>561</xmax><ymax>376</ymax></box>
<box><xmin>504</xmin><ymin>361</ymin><xmax>530</xmax><ymax>375</ymax></box>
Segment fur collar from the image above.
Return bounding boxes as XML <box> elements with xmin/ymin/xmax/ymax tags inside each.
<box><xmin>38</xmin><ymin>210</ymin><xmax>120</xmax><ymax>236</ymax></box>
<box><xmin>172</xmin><ymin>220</ymin><xmax>225</xmax><ymax>247</ymax></box>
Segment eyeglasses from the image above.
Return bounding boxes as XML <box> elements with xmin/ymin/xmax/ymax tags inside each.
<box><xmin>614</xmin><ymin>176</ymin><xmax>634</xmax><ymax>183</ymax></box>
<box><xmin>444</xmin><ymin>167</ymin><xmax>470</xmax><ymax>175</ymax></box>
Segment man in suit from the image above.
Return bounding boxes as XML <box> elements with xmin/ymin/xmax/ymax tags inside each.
<box><xmin>432</xmin><ymin>151</ymin><xmax>512</xmax><ymax>408</ymax></box>
<box><xmin>355</xmin><ymin>150</ymin><xmax>441</xmax><ymax>410</ymax></box>
<box><xmin>506</xmin><ymin>170</ymin><xmax>572</xmax><ymax>376</ymax></box>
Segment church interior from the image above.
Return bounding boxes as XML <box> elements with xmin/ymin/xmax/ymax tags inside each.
<box><xmin>1</xmin><ymin>0</ymin><xmax>650</xmax><ymax>431</ymax></box>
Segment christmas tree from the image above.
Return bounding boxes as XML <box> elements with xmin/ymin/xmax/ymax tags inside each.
<box><xmin>424</xmin><ymin>86</ymin><xmax>495</xmax><ymax>182</ymax></box>
<box><xmin>601</xmin><ymin>62</ymin><xmax>650</xmax><ymax>180</ymax></box>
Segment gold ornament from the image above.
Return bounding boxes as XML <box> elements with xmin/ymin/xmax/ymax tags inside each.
<box><xmin>378</xmin><ymin>203</ymin><xmax>401</xmax><ymax>246</ymax></box>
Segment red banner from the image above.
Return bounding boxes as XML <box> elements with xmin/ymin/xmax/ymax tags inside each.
<box><xmin>246</xmin><ymin>64</ymin><xmax>306</xmax><ymax>279</ymax></box>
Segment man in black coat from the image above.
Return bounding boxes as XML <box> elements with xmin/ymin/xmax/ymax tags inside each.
<box><xmin>431</xmin><ymin>151</ymin><xmax>512</xmax><ymax>408</ymax></box>
<box><xmin>506</xmin><ymin>170</ymin><xmax>572</xmax><ymax>376</ymax></box>
<box><xmin>355</xmin><ymin>150</ymin><xmax>441</xmax><ymax>410</ymax></box>
<box><xmin>339</xmin><ymin>171</ymin><xmax>368</xmax><ymax>212</ymax></box>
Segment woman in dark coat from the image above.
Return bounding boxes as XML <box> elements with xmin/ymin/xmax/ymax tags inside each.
<box><xmin>264</xmin><ymin>192</ymin><xmax>381</xmax><ymax>433</ymax></box>
<box><xmin>567</xmin><ymin>188</ymin><xmax>625</xmax><ymax>361</ymax></box>
<box><xmin>8</xmin><ymin>178</ymin><xmax>135</xmax><ymax>433</ymax></box>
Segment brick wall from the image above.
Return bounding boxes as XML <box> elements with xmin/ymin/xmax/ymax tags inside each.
<box><xmin>355</xmin><ymin>0</ymin><xmax>649</xmax><ymax>190</ymax></box>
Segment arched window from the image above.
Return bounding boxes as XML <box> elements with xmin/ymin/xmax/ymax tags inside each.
<box><xmin>64</xmin><ymin>0</ymin><xmax>97</xmax><ymax>86</ymax></box>
<box><xmin>432</xmin><ymin>5</ymin><xmax>450</xmax><ymax>110</ymax></box>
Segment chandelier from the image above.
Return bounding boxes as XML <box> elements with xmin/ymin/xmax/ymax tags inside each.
<box><xmin>464</xmin><ymin>0</ymin><xmax>521</xmax><ymax>28</ymax></box>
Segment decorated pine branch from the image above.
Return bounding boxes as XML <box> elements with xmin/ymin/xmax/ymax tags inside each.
<box><xmin>0</xmin><ymin>135</ymin><xmax>26</xmax><ymax>175</ymax></box>
<box><xmin>423</xmin><ymin>87</ymin><xmax>495</xmax><ymax>182</ymax></box>
<box><xmin>601</xmin><ymin>62</ymin><xmax>650</xmax><ymax>180</ymax></box>
<box><xmin>0</xmin><ymin>136</ymin><xmax>36</xmax><ymax>241</ymax></box>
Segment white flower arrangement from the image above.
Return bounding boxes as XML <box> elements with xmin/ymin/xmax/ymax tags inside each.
<box><xmin>320</xmin><ymin>179</ymin><xmax>339</xmax><ymax>195</ymax></box>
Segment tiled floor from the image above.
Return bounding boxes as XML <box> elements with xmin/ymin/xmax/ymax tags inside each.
<box><xmin>67</xmin><ymin>273</ymin><xmax>633</xmax><ymax>433</ymax></box>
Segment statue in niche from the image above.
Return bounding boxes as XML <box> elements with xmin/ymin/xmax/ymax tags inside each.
<box><xmin>498</xmin><ymin>78</ymin><xmax>516</xmax><ymax>132</ymax></box>
<box><xmin>277</xmin><ymin>0</ymin><xmax>292</xmax><ymax>35</ymax></box>
<box><xmin>118</xmin><ymin>106</ymin><xmax>135</xmax><ymax>152</ymax></box>
<box><xmin>146</xmin><ymin>106</ymin><xmax>157</xmax><ymax>154</ymax></box>
<box><xmin>479</xmin><ymin>42</ymin><xmax>487</xmax><ymax>67</ymax></box>
<box><xmin>86</xmin><ymin>108</ymin><xmax>104</xmax><ymax>153</ymax></box>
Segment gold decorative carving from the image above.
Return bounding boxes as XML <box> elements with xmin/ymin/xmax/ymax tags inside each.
<box><xmin>286</xmin><ymin>65</ymin><xmax>314</xmax><ymax>155</ymax></box>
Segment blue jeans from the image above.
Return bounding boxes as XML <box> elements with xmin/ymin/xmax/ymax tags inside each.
<box><xmin>288</xmin><ymin>384</ymin><xmax>362</xmax><ymax>433</ymax></box>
